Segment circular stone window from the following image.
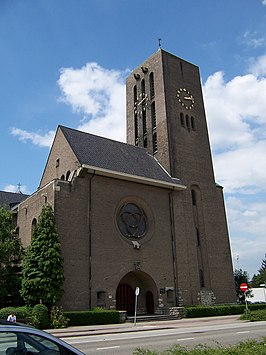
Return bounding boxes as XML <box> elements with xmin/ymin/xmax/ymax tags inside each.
<box><xmin>117</xmin><ymin>203</ymin><xmax>147</xmax><ymax>239</ymax></box>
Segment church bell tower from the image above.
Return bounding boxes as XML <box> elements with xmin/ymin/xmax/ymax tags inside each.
<box><xmin>126</xmin><ymin>49</ymin><xmax>236</xmax><ymax>305</ymax></box>
<box><xmin>126</xmin><ymin>48</ymin><xmax>215</xmax><ymax>187</ymax></box>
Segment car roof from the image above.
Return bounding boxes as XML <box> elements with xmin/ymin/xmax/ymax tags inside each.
<box><xmin>0</xmin><ymin>323</ymin><xmax>85</xmax><ymax>355</ymax></box>
<box><xmin>0</xmin><ymin>320</ymin><xmax>34</xmax><ymax>327</ymax></box>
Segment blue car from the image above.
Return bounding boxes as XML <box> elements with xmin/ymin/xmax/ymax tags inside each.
<box><xmin>0</xmin><ymin>321</ymin><xmax>85</xmax><ymax>354</ymax></box>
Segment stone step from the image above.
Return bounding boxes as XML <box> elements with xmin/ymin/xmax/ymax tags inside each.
<box><xmin>126</xmin><ymin>314</ymin><xmax>181</xmax><ymax>323</ymax></box>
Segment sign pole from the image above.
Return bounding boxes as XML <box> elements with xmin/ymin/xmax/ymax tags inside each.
<box><xmin>244</xmin><ymin>291</ymin><xmax>248</xmax><ymax>312</ymax></box>
<box><xmin>134</xmin><ymin>287</ymin><xmax>140</xmax><ymax>326</ymax></box>
<box><xmin>240</xmin><ymin>283</ymin><xmax>249</xmax><ymax>313</ymax></box>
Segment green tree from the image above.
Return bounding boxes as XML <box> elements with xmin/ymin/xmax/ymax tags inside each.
<box><xmin>0</xmin><ymin>207</ymin><xmax>24</xmax><ymax>307</ymax></box>
<box><xmin>21</xmin><ymin>204</ymin><xmax>64</xmax><ymax>308</ymax></box>
<box><xmin>252</xmin><ymin>254</ymin><xmax>266</xmax><ymax>287</ymax></box>
<box><xmin>234</xmin><ymin>268</ymin><xmax>249</xmax><ymax>303</ymax></box>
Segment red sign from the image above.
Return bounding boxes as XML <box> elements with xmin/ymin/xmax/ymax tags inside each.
<box><xmin>240</xmin><ymin>283</ymin><xmax>248</xmax><ymax>292</ymax></box>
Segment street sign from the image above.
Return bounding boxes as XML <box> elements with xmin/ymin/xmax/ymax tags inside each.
<box><xmin>240</xmin><ymin>283</ymin><xmax>248</xmax><ymax>292</ymax></box>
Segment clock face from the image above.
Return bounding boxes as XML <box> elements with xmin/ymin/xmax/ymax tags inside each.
<box><xmin>134</xmin><ymin>93</ymin><xmax>151</xmax><ymax>115</ymax></box>
<box><xmin>177</xmin><ymin>88</ymin><xmax>195</xmax><ymax>109</ymax></box>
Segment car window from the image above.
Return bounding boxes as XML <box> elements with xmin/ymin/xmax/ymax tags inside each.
<box><xmin>0</xmin><ymin>332</ymin><xmax>17</xmax><ymax>354</ymax></box>
<box><xmin>0</xmin><ymin>331</ymin><xmax>60</xmax><ymax>354</ymax></box>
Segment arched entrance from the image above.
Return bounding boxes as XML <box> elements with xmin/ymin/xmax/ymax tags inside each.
<box><xmin>116</xmin><ymin>271</ymin><xmax>157</xmax><ymax>315</ymax></box>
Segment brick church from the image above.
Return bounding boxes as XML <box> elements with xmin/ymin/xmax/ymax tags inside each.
<box><xmin>17</xmin><ymin>49</ymin><xmax>236</xmax><ymax>314</ymax></box>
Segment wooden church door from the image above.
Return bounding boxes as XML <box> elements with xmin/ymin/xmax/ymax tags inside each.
<box><xmin>116</xmin><ymin>284</ymin><xmax>135</xmax><ymax>315</ymax></box>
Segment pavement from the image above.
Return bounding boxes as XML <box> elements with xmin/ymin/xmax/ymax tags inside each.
<box><xmin>46</xmin><ymin>315</ymin><xmax>244</xmax><ymax>338</ymax></box>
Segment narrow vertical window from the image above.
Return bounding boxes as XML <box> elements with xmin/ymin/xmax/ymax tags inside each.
<box><xmin>133</xmin><ymin>85</ymin><xmax>137</xmax><ymax>104</ymax></box>
<box><xmin>191</xmin><ymin>116</ymin><xmax>195</xmax><ymax>130</ymax></box>
<box><xmin>143</xmin><ymin>109</ymin><xmax>147</xmax><ymax>135</ymax></box>
<box><xmin>152</xmin><ymin>131</ymin><xmax>158</xmax><ymax>154</ymax></box>
<box><xmin>134</xmin><ymin>113</ymin><xmax>138</xmax><ymax>146</ymax></box>
<box><xmin>31</xmin><ymin>218</ymin><xmax>37</xmax><ymax>237</ymax></box>
<box><xmin>199</xmin><ymin>269</ymin><xmax>205</xmax><ymax>288</ymax></box>
<box><xmin>151</xmin><ymin>102</ymin><xmax>156</xmax><ymax>129</ymax></box>
<box><xmin>196</xmin><ymin>228</ymin><xmax>200</xmax><ymax>246</ymax></box>
<box><xmin>141</xmin><ymin>79</ymin><xmax>145</xmax><ymax>96</ymax></box>
<box><xmin>151</xmin><ymin>101</ymin><xmax>157</xmax><ymax>154</ymax></box>
<box><xmin>144</xmin><ymin>135</ymin><xmax>147</xmax><ymax>148</ymax></box>
<box><xmin>149</xmin><ymin>72</ymin><xmax>155</xmax><ymax>98</ymax></box>
<box><xmin>134</xmin><ymin>85</ymin><xmax>138</xmax><ymax>146</ymax></box>
<box><xmin>191</xmin><ymin>189</ymin><xmax>196</xmax><ymax>206</ymax></box>
<box><xmin>180</xmin><ymin>112</ymin><xmax>184</xmax><ymax>126</ymax></box>
<box><xmin>186</xmin><ymin>114</ymin><xmax>190</xmax><ymax>129</ymax></box>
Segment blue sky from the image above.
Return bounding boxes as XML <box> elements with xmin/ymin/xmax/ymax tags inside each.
<box><xmin>1</xmin><ymin>0</ymin><xmax>266</xmax><ymax>279</ymax></box>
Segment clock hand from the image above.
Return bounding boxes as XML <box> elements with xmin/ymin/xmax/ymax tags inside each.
<box><xmin>184</xmin><ymin>96</ymin><xmax>194</xmax><ymax>100</ymax></box>
<box><xmin>137</xmin><ymin>95</ymin><xmax>148</xmax><ymax>106</ymax></box>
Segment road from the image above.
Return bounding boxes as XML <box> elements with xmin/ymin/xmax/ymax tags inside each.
<box><xmin>54</xmin><ymin>317</ymin><xmax>266</xmax><ymax>354</ymax></box>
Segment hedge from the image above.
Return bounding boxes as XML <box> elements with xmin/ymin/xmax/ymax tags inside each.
<box><xmin>184</xmin><ymin>303</ymin><xmax>266</xmax><ymax>318</ymax></box>
<box><xmin>64</xmin><ymin>310</ymin><xmax>120</xmax><ymax>326</ymax></box>
<box><xmin>0</xmin><ymin>306</ymin><xmax>32</xmax><ymax>321</ymax></box>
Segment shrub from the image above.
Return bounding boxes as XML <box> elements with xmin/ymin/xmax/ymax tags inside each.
<box><xmin>50</xmin><ymin>306</ymin><xmax>69</xmax><ymax>329</ymax></box>
<box><xmin>0</xmin><ymin>306</ymin><xmax>32</xmax><ymax>324</ymax></box>
<box><xmin>32</xmin><ymin>304</ymin><xmax>49</xmax><ymax>329</ymax></box>
<box><xmin>64</xmin><ymin>310</ymin><xmax>120</xmax><ymax>326</ymax></box>
<box><xmin>184</xmin><ymin>304</ymin><xmax>245</xmax><ymax>318</ymax></box>
<box><xmin>240</xmin><ymin>308</ymin><xmax>266</xmax><ymax>322</ymax></box>
<box><xmin>15</xmin><ymin>306</ymin><xmax>32</xmax><ymax>319</ymax></box>
<box><xmin>0</xmin><ymin>307</ymin><xmax>17</xmax><ymax>320</ymax></box>
<box><xmin>15</xmin><ymin>306</ymin><xmax>32</xmax><ymax>324</ymax></box>
<box><xmin>183</xmin><ymin>303</ymin><xmax>266</xmax><ymax>319</ymax></box>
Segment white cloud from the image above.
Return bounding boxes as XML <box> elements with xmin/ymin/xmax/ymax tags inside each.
<box><xmin>10</xmin><ymin>127</ymin><xmax>55</xmax><ymax>147</ymax></box>
<box><xmin>242</xmin><ymin>31</ymin><xmax>265</xmax><ymax>49</ymax></box>
<box><xmin>10</xmin><ymin>62</ymin><xmax>128</xmax><ymax>147</ymax></box>
<box><xmin>203</xmin><ymin>70</ymin><xmax>266</xmax><ymax>193</ymax></box>
<box><xmin>203</xmin><ymin>56</ymin><xmax>266</xmax><ymax>277</ymax></box>
<box><xmin>214</xmin><ymin>141</ymin><xmax>266</xmax><ymax>194</ymax></box>
<box><xmin>58</xmin><ymin>62</ymin><xmax>128</xmax><ymax>142</ymax></box>
<box><xmin>203</xmin><ymin>56</ymin><xmax>266</xmax><ymax>276</ymax></box>
<box><xmin>4</xmin><ymin>184</ymin><xmax>29</xmax><ymax>194</ymax></box>
<box><xmin>228</xmin><ymin>197</ymin><xmax>266</xmax><ymax>237</ymax></box>
<box><xmin>226</xmin><ymin>196</ymin><xmax>266</xmax><ymax>276</ymax></box>
<box><xmin>248</xmin><ymin>54</ymin><xmax>266</xmax><ymax>76</ymax></box>
<box><xmin>262</xmin><ymin>0</ymin><xmax>266</xmax><ymax>5</ymax></box>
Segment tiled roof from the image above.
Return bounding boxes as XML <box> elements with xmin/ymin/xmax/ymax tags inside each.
<box><xmin>59</xmin><ymin>126</ymin><xmax>183</xmax><ymax>187</ymax></box>
<box><xmin>0</xmin><ymin>191</ymin><xmax>29</xmax><ymax>210</ymax></box>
